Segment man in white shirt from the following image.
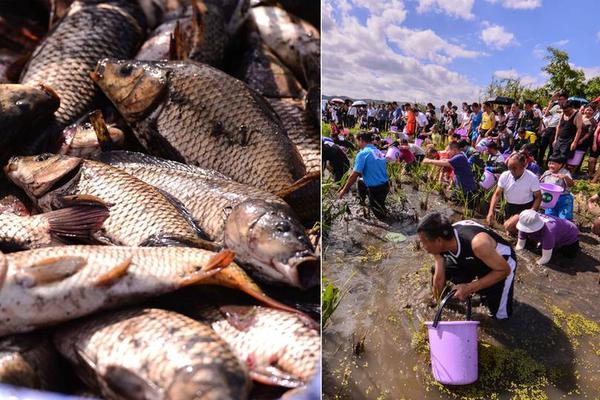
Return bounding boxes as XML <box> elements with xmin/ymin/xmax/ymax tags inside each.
<box><xmin>416</xmin><ymin>110</ymin><xmax>428</xmax><ymax>134</ymax></box>
<box><xmin>539</xmin><ymin>91</ymin><xmax>568</xmax><ymax>166</ymax></box>
<box><xmin>487</xmin><ymin>152</ymin><xmax>542</xmax><ymax>234</ymax></box>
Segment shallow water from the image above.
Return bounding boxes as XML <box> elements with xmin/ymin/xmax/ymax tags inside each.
<box><xmin>323</xmin><ymin>185</ymin><xmax>600</xmax><ymax>400</ymax></box>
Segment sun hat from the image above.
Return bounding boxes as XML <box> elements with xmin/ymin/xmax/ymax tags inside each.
<box><xmin>516</xmin><ymin>210</ymin><xmax>545</xmax><ymax>233</ymax></box>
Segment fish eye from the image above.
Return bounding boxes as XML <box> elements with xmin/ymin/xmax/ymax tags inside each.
<box><xmin>34</xmin><ymin>154</ymin><xmax>51</xmax><ymax>162</ymax></box>
<box><xmin>275</xmin><ymin>221</ymin><xmax>291</xmax><ymax>232</ymax></box>
<box><xmin>16</xmin><ymin>100</ymin><xmax>31</xmax><ymax>113</ymax></box>
<box><xmin>119</xmin><ymin>64</ymin><xmax>133</xmax><ymax>76</ymax></box>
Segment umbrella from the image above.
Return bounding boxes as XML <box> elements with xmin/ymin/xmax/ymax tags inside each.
<box><xmin>331</xmin><ymin>98</ymin><xmax>344</xmax><ymax>104</ymax></box>
<box><xmin>352</xmin><ymin>100</ymin><xmax>367</xmax><ymax>107</ymax></box>
<box><xmin>568</xmin><ymin>96</ymin><xmax>588</xmax><ymax>106</ymax></box>
<box><xmin>487</xmin><ymin>96</ymin><xmax>514</xmax><ymax>106</ymax></box>
<box><xmin>592</xmin><ymin>96</ymin><xmax>600</xmax><ymax>103</ymax></box>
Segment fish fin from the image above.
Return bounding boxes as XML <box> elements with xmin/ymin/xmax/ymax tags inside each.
<box><xmin>139</xmin><ymin>233</ymin><xmax>219</xmax><ymax>252</ymax></box>
<box><xmin>16</xmin><ymin>256</ymin><xmax>86</xmax><ymax>287</ymax></box>
<box><xmin>190</xmin><ymin>0</ymin><xmax>207</xmax><ymax>50</ymax></box>
<box><xmin>104</xmin><ymin>365</ymin><xmax>162</xmax><ymax>400</ymax></box>
<box><xmin>93</xmin><ymin>256</ymin><xmax>132</xmax><ymax>287</ymax></box>
<box><xmin>154</xmin><ymin>188</ymin><xmax>210</xmax><ymax>239</ymax></box>
<box><xmin>179</xmin><ymin>249</ymin><xmax>235</xmax><ymax>287</ymax></box>
<box><xmin>45</xmin><ymin>204</ymin><xmax>109</xmax><ymax>240</ymax></box>
<box><xmin>218</xmin><ymin>305</ymin><xmax>257</xmax><ymax>331</ymax></box>
<box><xmin>58</xmin><ymin>194</ymin><xmax>110</xmax><ymax>208</ymax></box>
<box><xmin>250</xmin><ymin>366</ymin><xmax>304</xmax><ymax>388</ymax></box>
<box><xmin>202</xmin><ymin>264</ymin><xmax>301</xmax><ymax>315</ymax></box>
<box><xmin>89</xmin><ymin>110</ymin><xmax>113</xmax><ymax>151</ymax></box>
<box><xmin>275</xmin><ymin>171</ymin><xmax>321</xmax><ymax>199</ymax></box>
<box><xmin>169</xmin><ymin>20</ymin><xmax>188</xmax><ymax>60</ymax></box>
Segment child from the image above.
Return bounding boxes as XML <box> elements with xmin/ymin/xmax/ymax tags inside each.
<box><xmin>539</xmin><ymin>156</ymin><xmax>574</xmax><ymax>220</ymax></box>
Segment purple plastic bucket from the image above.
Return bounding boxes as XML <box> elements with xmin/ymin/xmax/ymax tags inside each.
<box><xmin>415</xmin><ymin>138</ymin><xmax>423</xmax><ymax>147</ymax></box>
<box><xmin>567</xmin><ymin>150</ymin><xmax>585</xmax><ymax>166</ymax></box>
<box><xmin>540</xmin><ymin>182</ymin><xmax>563</xmax><ymax>209</ymax></box>
<box><xmin>425</xmin><ymin>321</ymin><xmax>480</xmax><ymax>385</ymax></box>
<box><xmin>479</xmin><ymin>170</ymin><xmax>496</xmax><ymax>190</ymax></box>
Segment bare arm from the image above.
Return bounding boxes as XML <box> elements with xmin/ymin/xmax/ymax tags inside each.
<box><xmin>486</xmin><ymin>186</ymin><xmax>504</xmax><ymax>224</ymax></box>
<box><xmin>423</xmin><ymin>158</ymin><xmax>452</xmax><ymax>168</ymax></box>
<box><xmin>432</xmin><ymin>254</ymin><xmax>446</xmax><ymax>299</ymax></box>
<box><xmin>570</xmin><ymin>113</ymin><xmax>584</xmax><ymax>151</ymax></box>
<box><xmin>531</xmin><ymin>190</ymin><xmax>542</xmax><ymax>211</ymax></box>
<box><xmin>553</xmin><ymin>117</ymin><xmax>561</xmax><ymax>145</ymax></box>
<box><xmin>338</xmin><ymin>171</ymin><xmax>360</xmax><ymax>199</ymax></box>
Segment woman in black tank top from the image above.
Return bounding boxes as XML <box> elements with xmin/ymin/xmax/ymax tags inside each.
<box><xmin>552</xmin><ymin>101</ymin><xmax>582</xmax><ymax>161</ymax></box>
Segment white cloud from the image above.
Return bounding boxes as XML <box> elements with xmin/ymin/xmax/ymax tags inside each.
<box><xmin>552</xmin><ymin>39</ymin><xmax>569</xmax><ymax>47</ymax></box>
<box><xmin>480</xmin><ymin>24</ymin><xmax>517</xmax><ymax>50</ymax></box>
<box><xmin>486</xmin><ymin>0</ymin><xmax>542</xmax><ymax>9</ymax></box>
<box><xmin>494</xmin><ymin>69</ymin><xmax>545</xmax><ymax>87</ymax></box>
<box><xmin>386</xmin><ymin>26</ymin><xmax>484</xmax><ymax>64</ymax></box>
<box><xmin>416</xmin><ymin>0</ymin><xmax>475</xmax><ymax>20</ymax></box>
<box><xmin>322</xmin><ymin>0</ymin><xmax>482</xmax><ymax>104</ymax></box>
<box><xmin>569</xmin><ymin>63</ymin><xmax>600</xmax><ymax>80</ymax></box>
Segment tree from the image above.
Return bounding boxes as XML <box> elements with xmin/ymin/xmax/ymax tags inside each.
<box><xmin>485</xmin><ymin>77</ymin><xmax>525</xmax><ymax>102</ymax></box>
<box><xmin>543</xmin><ymin>47</ymin><xmax>586</xmax><ymax>97</ymax></box>
<box><xmin>584</xmin><ymin>76</ymin><xmax>600</xmax><ymax>100</ymax></box>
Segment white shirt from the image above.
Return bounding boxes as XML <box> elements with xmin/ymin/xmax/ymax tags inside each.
<box><xmin>498</xmin><ymin>169</ymin><xmax>540</xmax><ymax>205</ymax></box>
<box><xmin>416</xmin><ymin>112</ymin><xmax>428</xmax><ymax>127</ymax></box>
<box><xmin>408</xmin><ymin>143</ymin><xmax>425</xmax><ymax>156</ymax></box>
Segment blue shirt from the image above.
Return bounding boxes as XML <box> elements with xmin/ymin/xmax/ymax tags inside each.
<box><xmin>471</xmin><ymin>112</ymin><xmax>482</xmax><ymax>132</ymax></box>
<box><xmin>354</xmin><ymin>144</ymin><xmax>388</xmax><ymax>187</ymax></box>
<box><xmin>448</xmin><ymin>152</ymin><xmax>477</xmax><ymax>193</ymax></box>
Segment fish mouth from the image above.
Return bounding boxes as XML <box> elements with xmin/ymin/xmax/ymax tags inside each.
<box><xmin>273</xmin><ymin>254</ymin><xmax>320</xmax><ymax>290</ymax></box>
<box><xmin>38</xmin><ymin>84</ymin><xmax>60</xmax><ymax>104</ymax></box>
<box><xmin>46</xmin><ymin>161</ymin><xmax>82</xmax><ymax>194</ymax></box>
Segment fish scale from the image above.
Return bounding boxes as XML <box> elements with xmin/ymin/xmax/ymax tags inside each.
<box><xmin>93</xmin><ymin>60</ymin><xmax>306</xmax><ymax>194</ymax></box>
<box><xmin>53</xmin><ymin>308</ymin><xmax>250</xmax><ymax>400</ymax></box>
<box><xmin>20</xmin><ymin>0</ymin><xmax>145</xmax><ymax>130</ymax></box>
<box><xmin>0</xmin><ymin>246</ymin><xmax>236</xmax><ymax>337</ymax></box>
<box><xmin>267</xmin><ymin>97</ymin><xmax>320</xmax><ymax>174</ymax></box>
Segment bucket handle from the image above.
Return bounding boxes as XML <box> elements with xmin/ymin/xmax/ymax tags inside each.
<box><xmin>432</xmin><ymin>288</ymin><xmax>472</xmax><ymax>328</ymax></box>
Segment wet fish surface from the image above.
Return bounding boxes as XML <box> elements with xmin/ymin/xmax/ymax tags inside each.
<box><xmin>5</xmin><ymin>154</ymin><xmax>207</xmax><ymax>246</ymax></box>
<box><xmin>19</xmin><ymin>0</ymin><xmax>146</xmax><ymax>146</ymax></box>
<box><xmin>98</xmin><ymin>151</ymin><xmax>319</xmax><ymax>289</ymax></box>
<box><xmin>0</xmin><ymin>333</ymin><xmax>65</xmax><ymax>391</ymax></box>
<box><xmin>0</xmin><ymin>245</ymin><xmax>235</xmax><ymax>336</ymax></box>
<box><xmin>183</xmin><ymin>304</ymin><xmax>320</xmax><ymax>388</ymax></box>
<box><xmin>0</xmin><ymin>84</ymin><xmax>59</xmax><ymax>163</ymax></box>
<box><xmin>92</xmin><ymin>59</ymin><xmax>306</xmax><ymax>194</ymax></box>
<box><xmin>54</xmin><ymin>308</ymin><xmax>250</xmax><ymax>400</ymax></box>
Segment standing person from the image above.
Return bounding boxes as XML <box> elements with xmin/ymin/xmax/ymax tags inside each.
<box><xmin>591</xmin><ymin>119</ymin><xmax>600</xmax><ymax>182</ymax></box>
<box><xmin>506</xmin><ymin>103</ymin><xmax>521</xmax><ymax>133</ymax></box>
<box><xmin>487</xmin><ymin>152</ymin><xmax>542</xmax><ymax>234</ymax></box>
<box><xmin>540</xmin><ymin>92</ymin><xmax>568</xmax><ymax>166</ymax></box>
<box><xmin>347</xmin><ymin>105</ymin><xmax>358</xmax><ymax>128</ymax></box>
<box><xmin>338</xmin><ymin>132</ymin><xmax>389</xmax><ymax>219</ymax></box>
<box><xmin>517</xmin><ymin>100</ymin><xmax>543</xmax><ymax>134</ymax></box>
<box><xmin>539</xmin><ymin>156</ymin><xmax>574</xmax><ymax>220</ymax></box>
<box><xmin>405</xmin><ymin>104</ymin><xmax>416</xmax><ymax>137</ymax></box>
<box><xmin>422</xmin><ymin>141</ymin><xmax>477</xmax><ymax>206</ymax></box>
<box><xmin>469</xmin><ymin>102</ymin><xmax>483</xmax><ymax>143</ymax></box>
<box><xmin>579</xmin><ymin>104</ymin><xmax>598</xmax><ymax>176</ymax></box>
<box><xmin>367</xmin><ymin>103</ymin><xmax>376</xmax><ymax>128</ymax></box>
<box><xmin>552</xmin><ymin>100</ymin><xmax>583</xmax><ymax>165</ymax></box>
<box><xmin>478</xmin><ymin>101</ymin><xmax>496</xmax><ymax>139</ymax></box>
<box><xmin>417</xmin><ymin>213</ymin><xmax>517</xmax><ymax>319</ymax></box>
<box><xmin>416</xmin><ymin>106</ymin><xmax>429</xmax><ymax>135</ymax></box>
<box><xmin>516</xmin><ymin>210</ymin><xmax>580</xmax><ymax>265</ymax></box>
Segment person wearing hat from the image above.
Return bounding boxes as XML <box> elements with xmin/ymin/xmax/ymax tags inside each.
<box><xmin>539</xmin><ymin>156</ymin><xmax>574</xmax><ymax>219</ymax></box>
<box><xmin>552</xmin><ymin>99</ymin><xmax>583</xmax><ymax>162</ymax></box>
<box><xmin>338</xmin><ymin>132</ymin><xmax>389</xmax><ymax>219</ymax></box>
<box><xmin>487</xmin><ymin>152</ymin><xmax>542</xmax><ymax>235</ymax></box>
<box><xmin>417</xmin><ymin>213</ymin><xmax>517</xmax><ymax>319</ymax></box>
<box><xmin>516</xmin><ymin>210</ymin><xmax>580</xmax><ymax>265</ymax></box>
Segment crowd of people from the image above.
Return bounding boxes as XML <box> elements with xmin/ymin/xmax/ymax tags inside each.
<box><xmin>324</xmin><ymin>92</ymin><xmax>600</xmax><ymax>268</ymax></box>
<box><xmin>324</xmin><ymin>92</ymin><xmax>600</xmax><ymax>321</ymax></box>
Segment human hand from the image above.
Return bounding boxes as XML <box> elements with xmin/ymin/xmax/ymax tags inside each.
<box><xmin>570</xmin><ymin>142</ymin><xmax>577</xmax><ymax>152</ymax></box>
<box><xmin>453</xmin><ymin>284</ymin><xmax>473</xmax><ymax>301</ymax></box>
<box><xmin>486</xmin><ymin>213</ymin><xmax>494</xmax><ymax>227</ymax></box>
<box><xmin>337</xmin><ymin>188</ymin><xmax>346</xmax><ymax>200</ymax></box>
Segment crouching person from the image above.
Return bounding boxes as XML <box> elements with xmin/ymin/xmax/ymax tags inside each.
<box><xmin>417</xmin><ymin>213</ymin><xmax>517</xmax><ymax>319</ymax></box>
<box><xmin>515</xmin><ymin>210</ymin><xmax>580</xmax><ymax>265</ymax></box>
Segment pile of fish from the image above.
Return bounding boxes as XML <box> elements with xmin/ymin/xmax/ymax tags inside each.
<box><xmin>0</xmin><ymin>0</ymin><xmax>320</xmax><ymax>398</ymax></box>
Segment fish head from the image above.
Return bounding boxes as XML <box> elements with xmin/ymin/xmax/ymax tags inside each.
<box><xmin>0</xmin><ymin>84</ymin><xmax>59</xmax><ymax>130</ymax></box>
<box><xmin>92</xmin><ymin>59</ymin><xmax>168</xmax><ymax>121</ymax></box>
<box><xmin>57</xmin><ymin>121</ymin><xmax>124</xmax><ymax>157</ymax></box>
<box><xmin>4</xmin><ymin>154</ymin><xmax>82</xmax><ymax>199</ymax></box>
<box><xmin>224</xmin><ymin>200</ymin><xmax>319</xmax><ymax>289</ymax></box>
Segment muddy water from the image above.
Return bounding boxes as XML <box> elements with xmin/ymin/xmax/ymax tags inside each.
<box><xmin>323</xmin><ymin>186</ymin><xmax>600</xmax><ymax>400</ymax></box>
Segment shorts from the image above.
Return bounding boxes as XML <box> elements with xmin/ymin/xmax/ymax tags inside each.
<box><xmin>544</xmin><ymin>193</ymin><xmax>574</xmax><ymax>220</ymax></box>
<box><xmin>436</xmin><ymin>253</ymin><xmax>517</xmax><ymax>319</ymax></box>
<box><xmin>560</xmin><ymin>240</ymin><xmax>580</xmax><ymax>258</ymax></box>
<box><xmin>505</xmin><ymin>201</ymin><xmax>534</xmax><ymax>220</ymax></box>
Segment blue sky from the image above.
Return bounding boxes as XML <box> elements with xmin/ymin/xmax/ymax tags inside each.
<box><xmin>322</xmin><ymin>0</ymin><xmax>600</xmax><ymax>104</ymax></box>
